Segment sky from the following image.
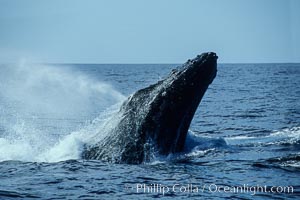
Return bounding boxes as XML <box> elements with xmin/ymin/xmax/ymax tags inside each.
<box><xmin>0</xmin><ymin>0</ymin><xmax>299</xmax><ymax>63</ymax></box>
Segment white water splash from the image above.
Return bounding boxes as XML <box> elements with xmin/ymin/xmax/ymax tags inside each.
<box><xmin>38</xmin><ymin>103</ymin><xmax>124</xmax><ymax>162</ymax></box>
<box><xmin>0</xmin><ymin>62</ymin><xmax>125</xmax><ymax>162</ymax></box>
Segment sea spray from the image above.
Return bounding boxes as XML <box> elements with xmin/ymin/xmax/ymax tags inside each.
<box><xmin>0</xmin><ymin>62</ymin><xmax>125</xmax><ymax>118</ymax></box>
<box><xmin>0</xmin><ymin>62</ymin><xmax>125</xmax><ymax>162</ymax></box>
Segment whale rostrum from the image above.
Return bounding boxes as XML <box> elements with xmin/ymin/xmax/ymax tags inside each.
<box><xmin>82</xmin><ymin>52</ymin><xmax>218</xmax><ymax>163</ymax></box>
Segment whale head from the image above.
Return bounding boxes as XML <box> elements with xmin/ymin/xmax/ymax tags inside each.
<box><xmin>140</xmin><ymin>52</ymin><xmax>218</xmax><ymax>156</ymax></box>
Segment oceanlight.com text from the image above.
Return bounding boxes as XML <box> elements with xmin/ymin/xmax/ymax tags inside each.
<box><xmin>124</xmin><ymin>183</ymin><xmax>294</xmax><ymax>196</ymax></box>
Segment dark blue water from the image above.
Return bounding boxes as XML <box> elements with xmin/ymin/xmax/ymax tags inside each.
<box><xmin>0</xmin><ymin>63</ymin><xmax>299</xmax><ymax>199</ymax></box>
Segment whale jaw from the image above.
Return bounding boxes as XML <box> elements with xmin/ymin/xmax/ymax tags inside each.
<box><xmin>82</xmin><ymin>52</ymin><xmax>218</xmax><ymax>164</ymax></box>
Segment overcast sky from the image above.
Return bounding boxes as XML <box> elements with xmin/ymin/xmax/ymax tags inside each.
<box><xmin>0</xmin><ymin>0</ymin><xmax>299</xmax><ymax>63</ymax></box>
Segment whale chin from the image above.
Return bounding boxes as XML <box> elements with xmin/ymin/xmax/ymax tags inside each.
<box><xmin>82</xmin><ymin>52</ymin><xmax>218</xmax><ymax>164</ymax></box>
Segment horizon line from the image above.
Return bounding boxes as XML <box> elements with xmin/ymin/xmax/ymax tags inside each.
<box><xmin>1</xmin><ymin>62</ymin><xmax>300</xmax><ymax>65</ymax></box>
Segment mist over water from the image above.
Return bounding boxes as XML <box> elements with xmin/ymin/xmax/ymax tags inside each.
<box><xmin>0</xmin><ymin>61</ymin><xmax>125</xmax><ymax>117</ymax></box>
<box><xmin>0</xmin><ymin>62</ymin><xmax>125</xmax><ymax>162</ymax></box>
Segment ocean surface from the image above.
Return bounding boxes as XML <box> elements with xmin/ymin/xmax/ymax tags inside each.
<box><xmin>0</xmin><ymin>62</ymin><xmax>299</xmax><ymax>199</ymax></box>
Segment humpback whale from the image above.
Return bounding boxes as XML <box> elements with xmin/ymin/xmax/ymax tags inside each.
<box><xmin>82</xmin><ymin>52</ymin><xmax>218</xmax><ymax>163</ymax></box>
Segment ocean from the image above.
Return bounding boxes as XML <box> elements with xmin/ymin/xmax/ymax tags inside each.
<box><xmin>0</xmin><ymin>63</ymin><xmax>299</xmax><ymax>199</ymax></box>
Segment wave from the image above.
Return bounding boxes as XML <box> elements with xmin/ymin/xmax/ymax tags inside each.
<box><xmin>0</xmin><ymin>189</ymin><xmax>39</xmax><ymax>199</ymax></box>
<box><xmin>225</xmin><ymin>126</ymin><xmax>300</xmax><ymax>147</ymax></box>
<box><xmin>253</xmin><ymin>153</ymin><xmax>300</xmax><ymax>170</ymax></box>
